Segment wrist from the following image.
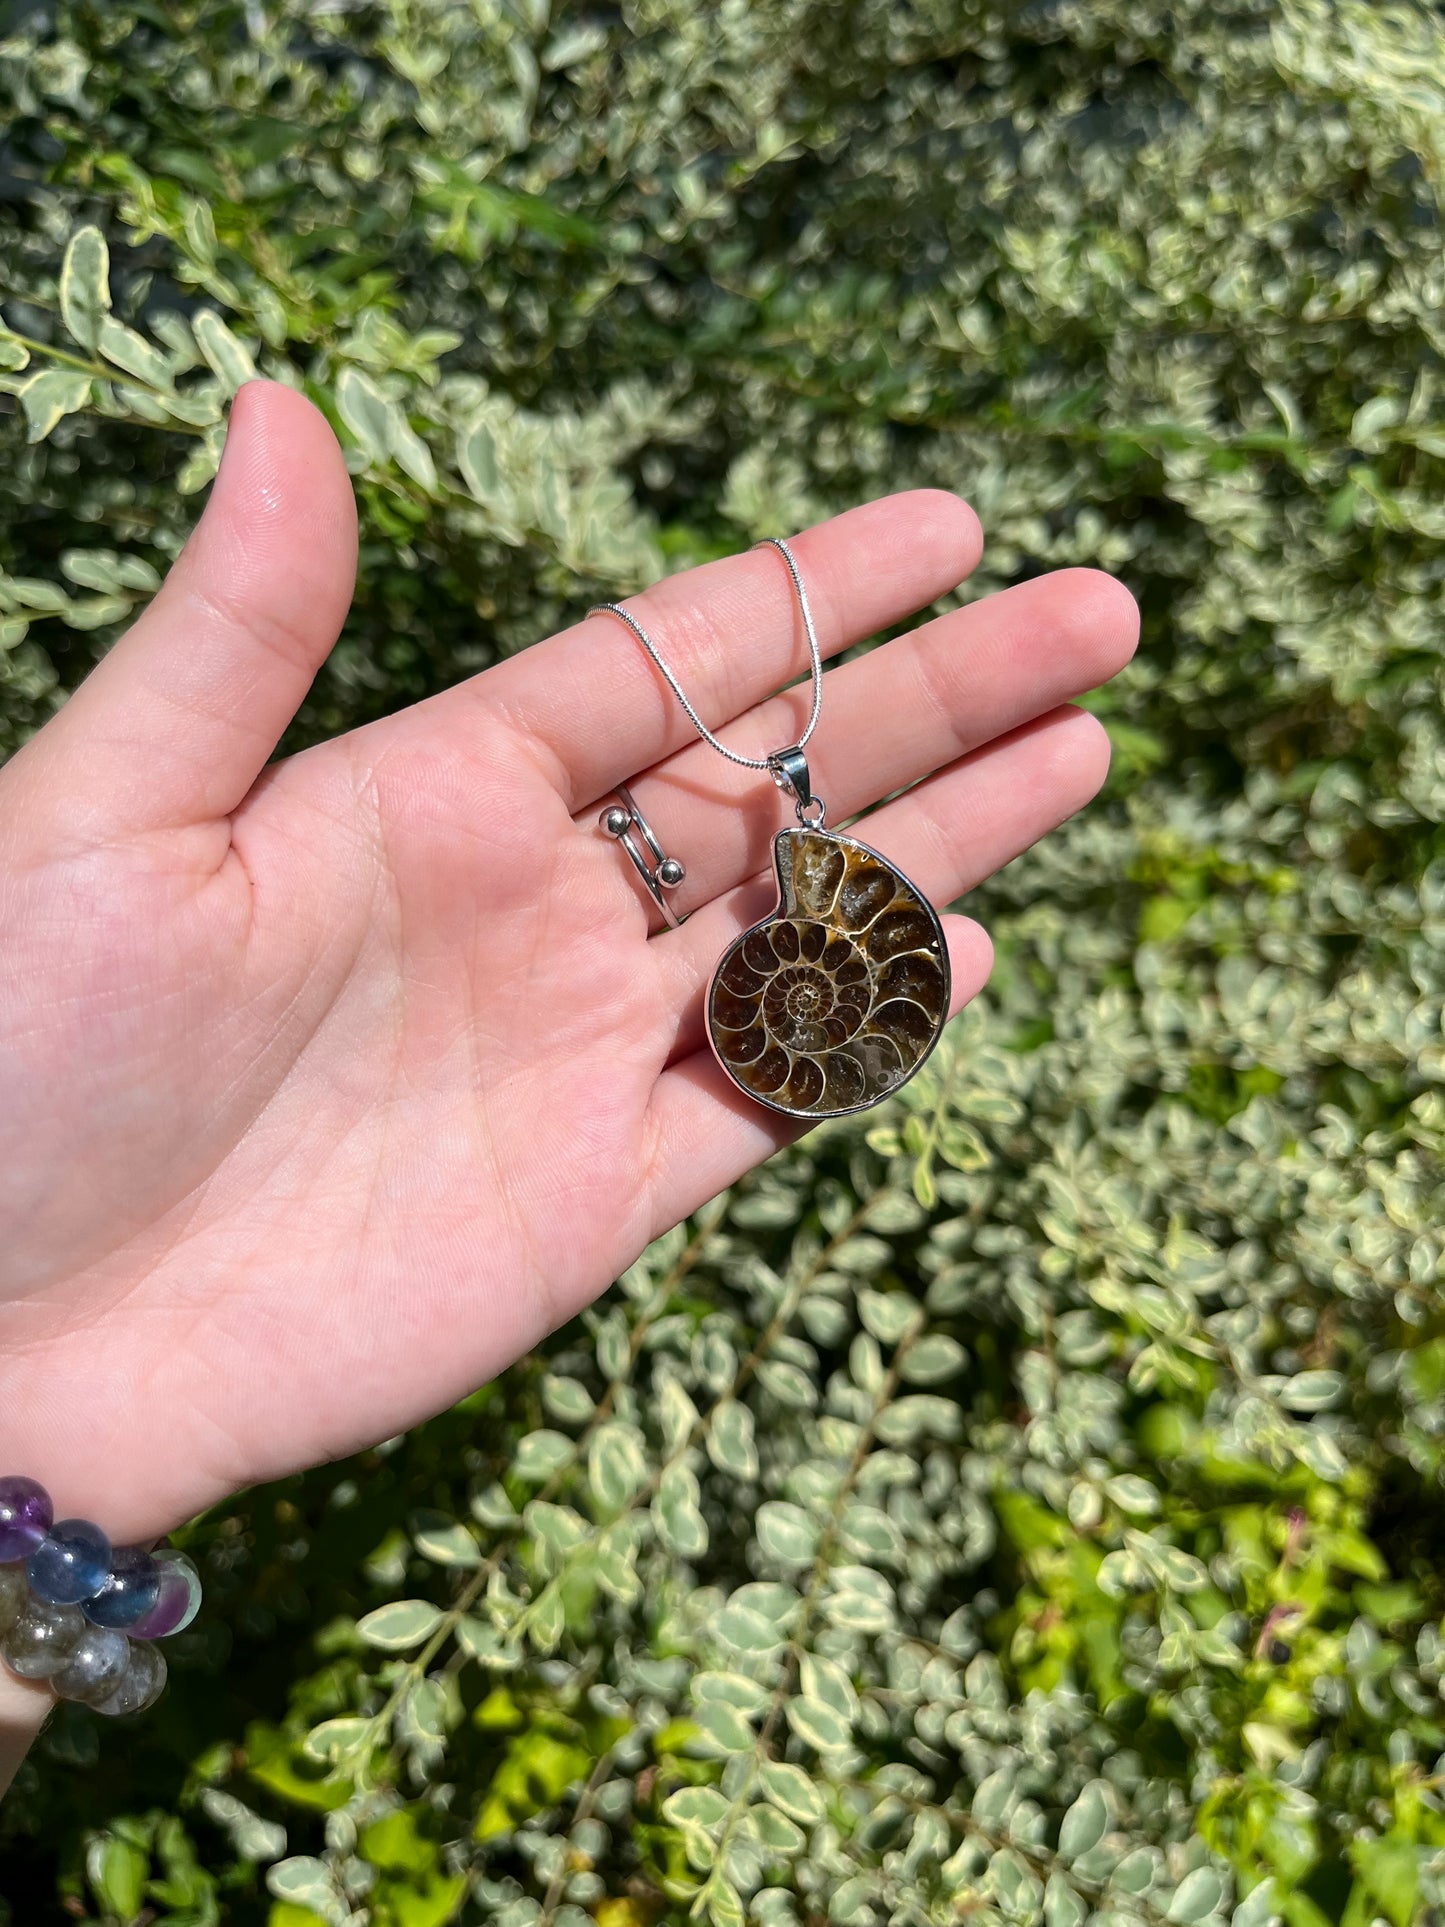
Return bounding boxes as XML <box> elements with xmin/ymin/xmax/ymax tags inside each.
<box><xmin>0</xmin><ymin>1663</ymin><xmax>51</xmax><ymax>1798</ymax></box>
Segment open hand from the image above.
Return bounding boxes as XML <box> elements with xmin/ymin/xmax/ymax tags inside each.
<box><xmin>0</xmin><ymin>382</ymin><xmax>1137</xmax><ymax>1543</ymax></box>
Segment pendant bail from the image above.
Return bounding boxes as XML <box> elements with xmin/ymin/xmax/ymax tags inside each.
<box><xmin>768</xmin><ymin>746</ymin><xmax>826</xmax><ymax>826</ymax></box>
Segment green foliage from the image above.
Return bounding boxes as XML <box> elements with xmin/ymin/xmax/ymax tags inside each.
<box><xmin>3</xmin><ymin>1</ymin><xmax>1445</xmax><ymax>1923</ymax></box>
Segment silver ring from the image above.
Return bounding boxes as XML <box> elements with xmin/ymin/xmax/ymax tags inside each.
<box><xmin>598</xmin><ymin>785</ymin><xmax>687</xmax><ymax>930</ymax></box>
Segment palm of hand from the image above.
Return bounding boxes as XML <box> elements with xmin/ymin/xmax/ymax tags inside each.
<box><xmin>0</xmin><ymin>385</ymin><xmax>1136</xmax><ymax>1541</ymax></box>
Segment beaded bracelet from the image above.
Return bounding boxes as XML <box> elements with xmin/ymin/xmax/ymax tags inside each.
<box><xmin>0</xmin><ymin>1476</ymin><xmax>199</xmax><ymax>1717</ymax></box>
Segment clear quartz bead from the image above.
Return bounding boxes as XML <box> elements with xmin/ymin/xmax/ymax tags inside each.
<box><xmin>2</xmin><ymin>1596</ymin><xmax>86</xmax><ymax>1678</ymax></box>
<box><xmin>51</xmin><ymin>1626</ymin><xmax>132</xmax><ymax>1706</ymax></box>
<box><xmin>0</xmin><ymin>1566</ymin><xmax>28</xmax><ymax>1635</ymax></box>
<box><xmin>92</xmin><ymin>1638</ymin><xmax>167</xmax><ymax>1717</ymax></box>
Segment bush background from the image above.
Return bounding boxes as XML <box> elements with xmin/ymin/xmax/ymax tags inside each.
<box><xmin>2</xmin><ymin>2</ymin><xmax>1444</xmax><ymax>1923</ymax></box>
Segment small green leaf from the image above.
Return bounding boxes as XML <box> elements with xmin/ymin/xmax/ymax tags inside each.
<box><xmin>514</xmin><ymin>1428</ymin><xmax>575</xmax><ymax>1479</ymax></box>
<box><xmin>1044</xmin><ymin>1872</ymin><xmax>1089</xmax><ymax>1927</ymax></box>
<box><xmin>18</xmin><ymin>370</ymin><xmax>91</xmax><ymax>443</ymax></box>
<box><xmin>900</xmin><ymin>1333</ymin><xmax>966</xmax><ymax>1383</ymax></box>
<box><xmin>193</xmin><ymin>309</ymin><xmax>257</xmax><ymax>391</ymax></box>
<box><xmin>714</xmin><ymin>1603</ymin><xmax>784</xmax><ymax>1652</ymax></box>
<box><xmin>707</xmin><ymin>1400</ymin><xmax>758</xmax><ymax>1479</ymax></box>
<box><xmin>404</xmin><ymin>1678</ymin><xmax>450</xmax><ymax>1743</ymax></box>
<box><xmin>1352</xmin><ymin>1836</ymin><xmax>1420</xmax><ymax>1927</ymax></box>
<box><xmin>1167</xmin><ymin>1866</ymin><xmax>1225</xmax><ymax>1922</ymax></box>
<box><xmin>838</xmin><ymin>1502</ymin><xmax>903</xmax><ymax>1565</ymax></box>
<box><xmin>822</xmin><ymin>1574</ymin><xmax>894</xmax><ymax>1634</ymax></box>
<box><xmin>458</xmin><ymin>414</ymin><xmax>506</xmax><ymax>504</ymax></box>
<box><xmin>388</xmin><ymin>409</ymin><xmax>438</xmax><ymax>491</ymax></box>
<box><xmin>704</xmin><ymin>1875</ymin><xmax>746</xmax><ymax>1927</ymax></box>
<box><xmin>750</xmin><ymin>1803</ymin><xmax>805</xmax><ymax>1855</ymax></box>
<box><xmin>1106</xmin><ymin>1474</ymin><xmax>1160</xmax><ymax>1514</ymax></box>
<box><xmin>5</xmin><ymin>576</ymin><xmax>71</xmax><ymax>613</ymax></box>
<box><xmin>357</xmin><ymin>1599</ymin><xmax>443</xmax><ymax>1651</ymax></box>
<box><xmin>86</xmin><ymin>1836</ymin><xmax>148</xmax><ymax>1919</ymax></box>
<box><xmin>412</xmin><ymin>1515</ymin><xmax>480</xmax><ymax>1567</ymax></box>
<box><xmin>694</xmin><ymin>1670</ymin><xmax>769</xmax><ymax>1712</ymax></box>
<box><xmin>60</xmin><ymin>226</ymin><xmax>111</xmax><ymax>349</ymax></box>
<box><xmin>302</xmin><ymin>1716</ymin><xmax>370</xmax><ymax>1763</ymax></box>
<box><xmin>690</xmin><ymin>1698</ymin><xmax>755</xmax><ymax>1755</ymax></box>
<box><xmin>97</xmin><ymin>315</ymin><xmax>173</xmax><ymax>388</ymax></box>
<box><xmin>829</xmin><ymin>1874</ymin><xmax>875</xmax><ymax>1923</ymax></box>
<box><xmin>541</xmin><ymin>1374</ymin><xmax>595</xmax><ymax>1426</ymax></box>
<box><xmin>588</xmin><ymin>1420</ymin><xmax>647</xmax><ymax>1512</ymax></box>
<box><xmin>267</xmin><ymin>1856</ymin><xmax>335</xmax><ymax>1905</ymax></box>
<box><xmin>756</xmin><ymin>1500</ymin><xmax>818</xmax><ymax>1565</ymax></box>
<box><xmin>872</xmin><ymin>1394</ymin><xmax>962</xmax><ymax>1447</ymax></box>
<box><xmin>178</xmin><ymin>436</ymin><xmax>223</xmax><ymax>494</ymax></box>
<box><xmin>1350</xmin><ymin>395</ymin><xmax>1402</xmax><ymax>448</ymax></box>
<box><xmin>658</xmin><ymin>1376</ymin><xmax>699</xmax><ymax>1452</ymax></box>
<box><xmin>61</xmin><ymin>548</ymin><xmax>160</xmax><ymax>594</ymax></box>
<box><xmin>755</xmin><ymin>1360</ymin><xmax>815</xmax><ymax>1408</ymax></box>
<box><xmin>857</xmin><ymin>1288</ymin><xmax>921</xmax><ymax>1345</ymax></box>
<box><xmin>655</xmin><ymin>1460</ymin><xmax>708</xmax><ymax>1557</ymax></box>
<box><xmin>64</xmin><ymin>595</ymin><xmax>134</xmax><ymax>631</ymax></box>
<box><xmin>799</xmin><ymin>1650</ymin><xmax>858</xmax><ymax>1718</ymax></box>
<box><xmin>1058</xmin><ymin>1781</ymin><xmax>1109</xmax><ymax>1860</ymax></box>
<box><xmin>1280</xmin><ymin>1370</ymin><xmax>1343</xmax><ymax>1412</ymax></box>
<box><xmin>971</xmin><ymin>1765</ymin><xmax>1015</xmax><ymax>1826</ymax></box>
<box><xmin>663</xmin><ymin>1786</ymin><xmax>730</xmax><ymax>1830</ymax></box>
<box><xmin>336</xmin><ymin>365</ymin><xmax>394</xmax><ymax>462</ymax></box>
<box><xmin>758</xmin><ymin>1759</ymin><xmax>825</xmax><ymax>1824</ymax></box>
<box><xmin>785</xmin><ymin>1695</ymin><xmax>852</xmax><ymax>1753</ymax></box>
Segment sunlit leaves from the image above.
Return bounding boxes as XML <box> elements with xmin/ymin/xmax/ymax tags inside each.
<box><xmin>192</xmin><ymin>310</ymin><xmax>256</xmax><ymax>392</ymax></box>
<box><xmin>514</xmin><ymin>1429</ymin><xmax>575</xmax><ymax>1480</ymax></box>
<box><xmin>1058</xmin><ymin>1782</ymin><xmax>1109</xmax><ymax>1861</ymax></box>
<box><xmin>357</xmin><ymin>1601</ymin><xmax>443</xmax><ymax>1650</ymax></box>
<box><xmin>59</xmin><ymin>225</ymin><xmax>110</xmax><ymax>349</ymax></box>
<box><xmin>588</xmin><ymin>1421</ymin><xmax>647</xmax><ymax>1513</ymax></box>
<box><xmin>97</xmin><ymin>316</ymin><xmax>172</xmax><ymax>388</ymax></box>
<box><xmin>7</xmin><ymin>2</ymin><xmax>1445</xmax><ymax>1921</ymax></box>
<box><xmin>759</xmin><ymin>1760</ymin><xmax>825</xmax><ymax>1825</ymax></box>
<box><xmin>17</xmin><ymin>370</ymin><xmax>91</xmax><ymax>442</ymax></box>
<box><xmin>336</xmin><ymin>365</ymin><xmax>438</xmax><ymax>490</ymax></box>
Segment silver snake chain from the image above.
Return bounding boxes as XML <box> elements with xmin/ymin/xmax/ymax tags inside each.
<box><xmin>587</xmin><ymin>535</ymin><xmax>825</xmax><ymax>772</ymax></box>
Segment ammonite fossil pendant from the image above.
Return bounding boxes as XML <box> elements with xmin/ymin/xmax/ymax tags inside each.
<box><xmin>707</xmin><ymin>824</ymin><xmax>951</xmax><ymax>1120</ymax></box>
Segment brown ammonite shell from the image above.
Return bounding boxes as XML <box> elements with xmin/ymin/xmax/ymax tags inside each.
<box><xmin>706</xmin><ymin>827</ymin><xmax>951</xmax><ymax>1120</ymax></box>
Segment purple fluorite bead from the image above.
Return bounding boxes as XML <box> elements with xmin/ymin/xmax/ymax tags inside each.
<box><xmin>27</xmin><ymin>1518</ymin><xmax>111</xmax><ymax>1604</ymax></box>
<box><xmin>0</xmin><ymin>1477</ymin><xmax>52</xmax><ymax>1564</ymax></box>
<box><xmin>128</xmin><ymin>1551</ymin><xmax>201</xmax><ymax>1640</ymax></box>
<box><xmin>84</xmin><ymin>1545</ymin><xmax>161</xmax><ymax>1630</ymax></box>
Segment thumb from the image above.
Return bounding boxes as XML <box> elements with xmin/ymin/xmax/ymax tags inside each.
<box><xmin>19</xmin><ymin>380</ymin><xmax>357</xmax><ymax>836</ymax></box>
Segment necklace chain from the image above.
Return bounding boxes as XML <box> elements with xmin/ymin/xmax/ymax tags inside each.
<box><xmin>588</xmin><ymin>536</ymin><xmax>824</xmax><ymax>773</ymax></box>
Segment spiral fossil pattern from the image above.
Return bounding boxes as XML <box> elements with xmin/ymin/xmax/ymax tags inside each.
<box><xmin>707</xmin><ymin>828</ymin><xmax>950</xmax><ymax>1118</ymax></box>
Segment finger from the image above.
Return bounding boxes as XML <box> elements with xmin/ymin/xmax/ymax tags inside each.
<box><xmin>588</xmin><ymin>567</ymin><xmax>1138</xmax><ymax>921</ymax></box>
<box><xmin>463</xmin><ymin>490</ymin><xmax>983</xmax><ymax>811</ymax></box>
<box><xmin>656</xmin><ymin>704</ymin><xmax>1110</xmax><ymax>1063</ymax></box>
<box><xmin>20</xmin><ymin>381</ymin><xmax>357</xmax><ymax>836</ymax></box>
<box><xmin>643</xmin><ymin>912</ymin><xmax>994</xmax><ymax>1224</ymax></box>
